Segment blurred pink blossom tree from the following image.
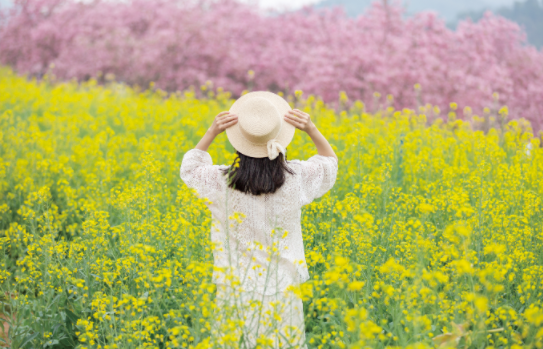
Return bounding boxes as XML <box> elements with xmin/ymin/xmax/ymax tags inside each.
<box><xmin>1</xmin><ymin>0</ymin><xmax>542</xmax><ymax>130</ymax></box>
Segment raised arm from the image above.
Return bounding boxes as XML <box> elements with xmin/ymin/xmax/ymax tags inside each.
<box><xmin>284</xmin><ymin>109</ymin><xmax>337</xmax><ymax>161</ymax></box>
<box><xmin>195</xmin><ymin>111</ymin><xmax>238</xmax><ymax>151</ymax></box>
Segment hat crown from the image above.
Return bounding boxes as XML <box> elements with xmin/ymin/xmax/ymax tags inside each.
<box><xmin>237</xmin><ymin>97</ymin><xmax>281</xmax><ymax>145</ymax></box>
<box><xmin>226</xmin><ymin>91</ymin><xmax>295</xmax><ymax>158</ymax></box>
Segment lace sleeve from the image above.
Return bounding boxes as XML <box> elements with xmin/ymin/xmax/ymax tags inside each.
<box><xmin>298</xmin><ymin>155</ymin><xmax>338</xmax><ymax>206</ymax></box>
<box><xmin>180</xmin><ymin>149</ymin><xmax>225</xmax><ymax>203</ymax></box>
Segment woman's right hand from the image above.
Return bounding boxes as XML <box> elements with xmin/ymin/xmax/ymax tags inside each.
<box><xmin>285</xmin><ymin>109</ymin><xmax>337</xmax><ymax>160</ymax></box>
<box><xmin>284</xmin><ymin>109</ymin><xmax>316</xmax><ymax>133</ymax></box>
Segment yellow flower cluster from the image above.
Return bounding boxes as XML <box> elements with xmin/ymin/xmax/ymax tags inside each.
<box><xmin>1</xmin><ymin>66</ymin><xmax>542</xmax><ymax>348</ymax></box>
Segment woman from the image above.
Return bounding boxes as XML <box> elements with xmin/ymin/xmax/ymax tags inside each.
<box><xmin>180</xmin><ymin>91</ymin><xmax>338</xmax><ymax>348</ymax></box>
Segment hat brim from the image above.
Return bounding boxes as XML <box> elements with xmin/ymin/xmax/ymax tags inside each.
<box><xmin>226</xmin><ymin>91</ymin><xmax>295</xmax><ymax>158</ymax></box>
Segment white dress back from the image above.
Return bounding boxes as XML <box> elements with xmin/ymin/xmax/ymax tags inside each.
<box><xmin>180</xmin><ymin>149</ymin><xmax>338</xmax><ymax>295</ymax></box>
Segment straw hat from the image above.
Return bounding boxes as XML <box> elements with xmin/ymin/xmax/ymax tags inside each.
<box><xmin>226</xmin><ymin>91</ymin><xmax>295</xmax><ymax>160</ymax></box>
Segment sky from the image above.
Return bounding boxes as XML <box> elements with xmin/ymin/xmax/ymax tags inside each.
<box><xmin>0</xmin><ymin>0</ymin><xmax>320</xmax><ymax>11</ymax></box>
<box><xmin>0</xmin><ymin>0</ymin><xmax>520</xmax><ymax>12</ymax></box>
<box><xmin>241</xmin><ymin>0</ymin><xmax>521</xmax><ymax>23</ymax></box>
<box><xmin>253</xmin><ymin>0</ymin><xmax>319</xmax><ymax>10</ymax></box>
<box><xmin>237</xmin><ymin>0</ymin><xmax>517</xmax><ymax>11</ymax></box>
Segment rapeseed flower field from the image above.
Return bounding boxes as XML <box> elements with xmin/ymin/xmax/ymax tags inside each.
<box><xmin>0</xmin><ymin>67</ymin><xmax>542</xmax><ymax>349</ymax></box>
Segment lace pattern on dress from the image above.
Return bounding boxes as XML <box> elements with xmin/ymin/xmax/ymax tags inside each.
<box><xmin>180</xmin><ymin>148</ymin><xmax>338</xmax><ymax>296</ymax></box>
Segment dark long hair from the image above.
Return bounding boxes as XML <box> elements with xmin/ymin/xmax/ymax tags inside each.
<box><xmin>221</xmin><ymin>151</ymin><xmax>295</xmax><ymax>195</ymax></box>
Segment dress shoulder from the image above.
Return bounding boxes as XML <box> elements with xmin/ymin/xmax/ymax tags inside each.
<box><xmin>288</xmin><ymin>155</ymin><xmax>338</xmax><ymax>206</ymax></box>
<box><xmin>180</xmin><ymin>149</ymin><xmax>229</xmax><ymax>202</ymax></box>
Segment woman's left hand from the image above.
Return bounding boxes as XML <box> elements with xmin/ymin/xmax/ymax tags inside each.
<box><xmin>195</xmin><ymin>111</ymin><xmax>238</xmax><ymax>152</ymax></box>
<box><xmin>208</xmin><ymin>111</ymin><xmax>238</xmax><ymax>137</ymax></box>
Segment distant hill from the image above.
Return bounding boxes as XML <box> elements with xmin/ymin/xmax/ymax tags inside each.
<box><xmin>314</xmin><ymin>0</ymin><xmax>542</xmax><ymax>48</ymax></box>
<box><xmin>313</xmin><ymin>0</ymin><xmax>515</xmax><ymax>22</ymax></box>
<box><xmin>456</xmin><ymin>0</ymin><xmax>543</xmax><ymax>48</ymax></box>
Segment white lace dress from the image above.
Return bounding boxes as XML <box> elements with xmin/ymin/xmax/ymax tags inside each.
<box><xmin>180</xmin><ymin>149</ymin><xmax>338</xmax><ymax>348</ymax></box>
